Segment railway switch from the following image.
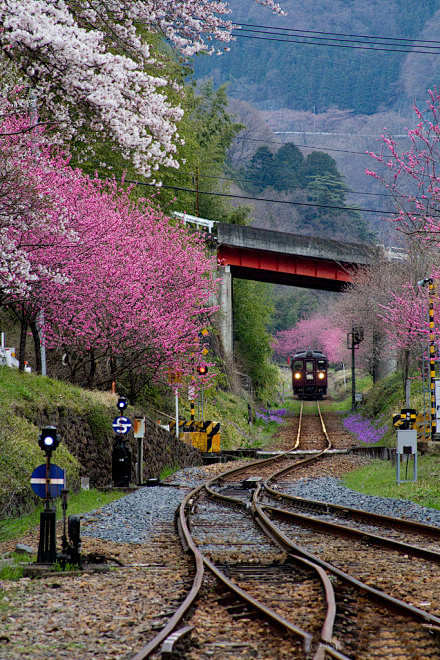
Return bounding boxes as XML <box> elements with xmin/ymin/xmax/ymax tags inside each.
<box><xmin>242</xmin><ymin>476</ymin><xmax>263</xmax><ymax>489</ymax></box>
<box><xmin>59</xmin><ymin>488</ymin><xmax>82</xmax><ymax>569</ymax></box>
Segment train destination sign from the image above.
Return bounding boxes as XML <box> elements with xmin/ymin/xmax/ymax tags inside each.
<box><xmin>112</xmin><ymin>416</ymin><xmax>132</xmax><ymax>435</ymax></box>
<box><xmin>31</xmin><ymin>463</ymin><xmax>65</xmax><ymax>499</ymax></box>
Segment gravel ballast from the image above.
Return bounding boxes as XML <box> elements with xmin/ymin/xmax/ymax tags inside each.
<box><xmin>80</xmin><ymin>467</ymin><xmax>440</xmax><ymax>545</ymax></box>
<box><xmin>283</xmin><ymin>476</ymin><xmax>440</xmax><ymax>526</ymax></box>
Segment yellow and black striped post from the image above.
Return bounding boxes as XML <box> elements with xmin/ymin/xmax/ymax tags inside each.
<box><xmin>429</xmin><ymin>279</ymin><xmax>436</xmax><ymax>439</ymax></box>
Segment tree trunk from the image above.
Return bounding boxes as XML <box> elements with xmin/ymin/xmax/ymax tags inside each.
<box><xmin>18</xmin><ymin>318</ymin><xmax>28</xmax><ymax>371</ymax></box>
<box><xmin>30</xmin><ymin>321</ymin><xmax>42</xmax><ymax>374</ymax></box>
<box><xmin>87</xmin><ymin>349</ymin><xmax>96</xmax><ymax>388</ymax></box>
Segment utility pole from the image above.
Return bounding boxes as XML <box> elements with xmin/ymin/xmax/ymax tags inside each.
<box><xmin>428</xmin><ymin>278</ymin><xmax>436</xmax><ymax>439</ymax></box>
<box><xmin>418</xmin><ymin>277</ymin><xmax>437</xmax><ymax>440</ymax></box>
<box><xmin>195</xmin><ymin>165</ymin><xmax>199</xmax><ymax>217</ymax></box>
<box><xmin>347</xmin><ymin>325</ymin><xmax>364</xmax><ymax>411</ymax></box>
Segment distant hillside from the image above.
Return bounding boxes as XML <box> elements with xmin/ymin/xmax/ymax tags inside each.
<box><xmin>225</xmin><ymin>99</ymin><xmax>409</xmax><ymax>240</ymax></box>
<box><xmin>227</xmin><ymin>132</ymin><xmax>374</xmax><ymax>243</ymax></box>
<box><xmin>192</xmin><ymin>0</ymin><xmax>440</xmax><ymax>116</ymax></box>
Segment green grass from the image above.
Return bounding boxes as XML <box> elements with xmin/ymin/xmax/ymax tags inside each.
<box><xmin>0</xmin><ymin>563</ymin><xmax>27</xmax><ymax>581</ymax></box>
<box><xmin>342</xmin><ymin>455</ymin><xmax>440</xmax><ymax>511</ymax></box>
<box><xmin>160</xmin><ymin>464</ymin><xmax>182</xmax><ymax>480</ymax></box>
<box><xmin>0</xmin><ymin>488</ymin><xmax>127</xmax><ymax>542</ymax></box>
<box><xmin>0</xmin><ymin>366</ymin><xmax>127</xmax><ymax>521</ymax></box>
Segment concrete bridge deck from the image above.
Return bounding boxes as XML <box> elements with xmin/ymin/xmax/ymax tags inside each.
<box><xmin>215</xmin><ymin>223</ymin><xmax>378</xmax><ymax>357</ymax></box>
<box><xmin>217</xmin><ymin>223</ymin><xmax>376</xmax><ymax>292</ymax></box>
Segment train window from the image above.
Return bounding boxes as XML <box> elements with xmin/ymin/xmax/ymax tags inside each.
<box><xmin>317</xmin><ymin>360</ymin><xmax>326</xmax><ymax>369</ymax></box>
<box><xmin>294</xmin><ymin>361</ymin><xmax>303</xmax><ymax>370</ymax></box>
<box><xmin>306</xmin><ymin>361</ymin><xmax>314</xmax><ymax>372</ymax></box>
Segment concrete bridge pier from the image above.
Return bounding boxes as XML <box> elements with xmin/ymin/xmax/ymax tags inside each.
<box><xmin>217</xmin><ymin>265</ymin><xmax>233</xmax><ymax>359</ymax></box>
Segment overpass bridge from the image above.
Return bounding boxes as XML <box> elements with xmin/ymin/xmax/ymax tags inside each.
<box><xmin>216</xmin><ymin>223</ymin><xmax>375</xmax><ymax>293</ymax></box>
<box><xmin>214</xmin><ymin>223</ymin><xmax>377</xmax><ymax>358</ymax></box>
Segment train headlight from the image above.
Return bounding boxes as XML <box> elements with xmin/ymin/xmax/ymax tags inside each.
<box><xmin>318</xmin><ymin>372</ymin><xmax>325</xmax><ymax>380</ymax></box>
<box><xmin>294</xmin><ymin>372</ymin><xmax>302</xmax><ymax>380</ymax></box>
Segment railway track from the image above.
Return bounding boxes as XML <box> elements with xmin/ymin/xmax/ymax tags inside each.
<box><xmin>134</xmin><ymin>402</ymin><xmax>440</xmax><ymax>659</ymax></box>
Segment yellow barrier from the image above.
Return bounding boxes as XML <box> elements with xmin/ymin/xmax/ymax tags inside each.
<box><xmin>168</xmin><ymin>419</ymin><xmax>221</xmax><ymax>452</ymax></box>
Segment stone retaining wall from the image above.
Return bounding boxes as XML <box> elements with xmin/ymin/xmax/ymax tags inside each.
<box><xmin>25</xmin><ymin>407</ymin><xmax>202</xmax><ymax>488</ymax></box>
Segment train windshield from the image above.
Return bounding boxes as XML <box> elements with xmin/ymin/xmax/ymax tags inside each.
<box><xmin>317</xmin><ymin>360</ymin><xmax>326</xmax><ymax>369</ymax></box>
<box><xmin>306</xmin><ymin>361</ymin><xmax>314</xmax><ymax>372</ymax></box>
<box><xmin>294</xmin><ymin>361</ymin><xmax>303</xmax><ymax>370</ymax></box>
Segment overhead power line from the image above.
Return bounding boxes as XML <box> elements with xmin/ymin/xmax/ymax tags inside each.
<box><xmin>122</xmin><ymin>178</ymin><xmax>402</xmax><ymax>215</ymax></box>
<box><xmin>238</xmin><ymin>23</ymin><xmax>440</xmax><ymax>46</ymax></box>
<box><xmin>162</xmin><ymin>168</ymin><xmax>397</xmax><ymax>200</ymax></box>
<box><xmin>91</xmin><ymin>158</ymin><xmax>395</xmax><ymax>202</ymax></box>
<box><xmin>232</xmin><ymin>23</ymin><xmax>440</xmax><ymax>55</ymax></box>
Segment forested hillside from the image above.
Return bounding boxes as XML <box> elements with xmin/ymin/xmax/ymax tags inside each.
<box><xmin>194</xmin><ymin>0</ymin><xmax>440</xmax><ymax>242</ymax></box>
<box><xmin>193</xmin><ymin>0</ymin><xmax>440</xmax><ymax>115</ymax></box>
<box><xmin>233</xmin><ymin>141</ymin><xmax>374</xmax><ymax>241</ymax></box>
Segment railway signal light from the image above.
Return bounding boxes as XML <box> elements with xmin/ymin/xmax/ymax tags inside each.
<box><xmin>197</xmin><ymin>365</ymin><xmax>208</xmax><ymax>376</ymax></box>
<box><xmin>117</xmin><ymin>396</ymin><xmax>128</xmax><ymax>411</ymax></box>
<box><xmin>38</xmin><ymin>426</ymin><xmax>60</xmax><ymax>454</ymax></box>
<box><xmin>352</xmin><ymin>325</ymin><xmax>364</xmax><ymax>346</ymax></box>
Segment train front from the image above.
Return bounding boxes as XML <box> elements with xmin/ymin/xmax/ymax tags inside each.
<box><xmin>290</xmin><ymin>349</ymin><xmax>328</xmax><ymax>399</ymax></box>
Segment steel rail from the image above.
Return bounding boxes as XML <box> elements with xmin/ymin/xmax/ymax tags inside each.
<box><xmin>262</xmin><ymin>400</ymin><xmax>331</xmax><ymax>486</ymax></box>
<box><xmin>200</xmin><ymin>553</ymin><xmax>314</xmax><ymax>654</ymax></box>
<box><xmin>182</xmin><ymin>478</ymin><xmax>315</xmax><ymax>653</ymax></box>
<box><xmin>132</xmin><ymin>402</ymin><xmax>351</xmax><ymax>658</ymax></box>
<box><xmin>174</xmin><ymin>418</ymin><xmax>334</xmax><ymax>656</ymax></box>
<box><xmin>185</xmin><ymin>413</ymin><xmax>338</xmax><ymax>657</ymax></box>
<box><xmin>261</xmin><ymin>488</ymin><xmax>440</xmax><ymax>538</ymax></box>
<box><xmin>131</xmin><ymin>485</ymin><xmax>205</xmax><ymax>660</ymax></box>
<box><xmin>262</xmin><ymin>401</ymin><xmax>440</xmax><ymax>543</ymax></box>
<box><xmin>250</xmin><ymin>492</ymin><xmax>338</xmax><ymax>655</ymax></box>
<box><xmin>252</xmin><ymin>497</ymin><xmax>440</xmax><ymax>627</ymax></box>
<box><xmin>260</xmin><ymin>502</ymin><xmax>440</xmax><ymax>563</ymax></box>
<box><xmin>249</xmin><ymin>404</ymin><xmax>440</xmax><ymax>630</ymax></box>
<box><xmin>201</xmin><ymin>405</ymin><xmax>313</xmax><ymax>505</ymax></box>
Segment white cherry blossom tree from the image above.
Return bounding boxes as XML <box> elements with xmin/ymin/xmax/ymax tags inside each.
<box><xmin>0</xmin><ymin>0</ymin><xmax>284</xmax><ymax>178</ymax></box>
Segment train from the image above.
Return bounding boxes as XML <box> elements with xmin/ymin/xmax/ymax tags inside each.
<box><xmin>290</xmin><ymin>348</ymin><xmax>328</xmax><ymax>399</ymax></box>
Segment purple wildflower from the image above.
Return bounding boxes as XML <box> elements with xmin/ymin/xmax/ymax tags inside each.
<box><xmin>342</xmin><ymin>413</ymin><xmax>388</xmax><ymax>444</ymax></box>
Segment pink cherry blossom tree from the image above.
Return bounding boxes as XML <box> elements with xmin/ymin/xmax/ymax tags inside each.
<box><xmin>273</xmin><ymin>315</ymin><xmax>348</xmax><ymax>364</ymax></box>
<box><xmin>39</xmin><ymin>181</ymin><xmax>219</xmax><ymax>388</ymax></box>
<box><xmin>0</xmin><ymin>108</ymin><xmax>72</xmax><ymax>306</ymax></box>
<box><xmin>0</xmin><ymin>107</ymin><xmax>219</xmax><ymax>386</ymax></box>
<box><xmin>366</xmin><ymin>88</ymin><xmax>440</xmax><ymax>386</ymax></box>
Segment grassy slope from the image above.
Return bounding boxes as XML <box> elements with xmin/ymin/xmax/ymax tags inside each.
<box><xmin>0</xmin><ymin>365</ymin><xmax>271</xmax><ymax>514</ymax></box>
<box><xmin>0</xmin><ymin>366</ymin><xmax>119</xmax><ymax>515</ymax></box>
<box><xmin>335</xmin><ymin>370</ymin><xmax>440</xmax><ymax>511</ymax></box>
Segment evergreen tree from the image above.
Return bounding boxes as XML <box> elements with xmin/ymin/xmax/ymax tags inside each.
<box><xmin>246</xmin><ymin>146</ymin><xmax>276</xmax><ymax>192</ymax></box>
<box><xmin>272</xmin><ymin>143</ymin><xmax>304</xmax><ymax>191</ymax></box>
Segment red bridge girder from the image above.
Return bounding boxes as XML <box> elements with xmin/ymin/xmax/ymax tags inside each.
<box><xmin>217</xmin><ymin>245</ymin><xmax>356</xmax><ymax>292</ymax></box>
